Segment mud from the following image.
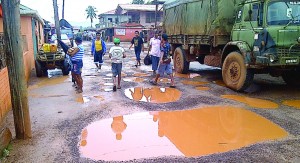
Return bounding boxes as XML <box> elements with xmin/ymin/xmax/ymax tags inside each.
<box><xmin>5</xmin><ymin>42</ymin><xmax>300</xmax><ymax>163</ymax></box>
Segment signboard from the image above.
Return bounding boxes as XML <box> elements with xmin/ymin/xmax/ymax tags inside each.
<box><xmin>116</xmin><ymin>29</ymin><xmax>126</xmax><ymax>36</ymax></box>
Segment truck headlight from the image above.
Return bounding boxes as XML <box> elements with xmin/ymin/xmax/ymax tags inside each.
<box><xmin>38</xmin><ymin>55</ymin><xmax>47</xmax><ymax>60</ymax></box>
<box><xmin>55</xmin><ymin>55</ymin><xmax>62</xmax><ymax>59</ymax></box>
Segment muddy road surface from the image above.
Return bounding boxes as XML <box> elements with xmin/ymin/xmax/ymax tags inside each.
<box><xmin>4</xmin><ymin>41</ymin><xmax>300</xmax><ymax>162</ymax></box>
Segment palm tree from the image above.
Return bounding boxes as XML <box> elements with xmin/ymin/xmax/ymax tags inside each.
<box><xmin>62</xmin><ymin>0</ymin><xmax>65</xmax><ymax>19</ymax></box>
<box><xmin>86</xmin><ymin>6</ymin><xmax>97</xmax><ymax>28</ymax></box>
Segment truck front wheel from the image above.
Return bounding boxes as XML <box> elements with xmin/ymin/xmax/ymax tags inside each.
<box><xmin>174</xmin><ymin>47</ymin><xmax>189</xmax><ymax>74</ymax></box>
<box><xmin>282</xmin><ymin>68</ymin><xmax>300</xmax><ymax>86</ymax></box>
<box><xmin>222</xmin><ymin>52</ymin><xmax>254</xmax><ymax>91</ymax></box>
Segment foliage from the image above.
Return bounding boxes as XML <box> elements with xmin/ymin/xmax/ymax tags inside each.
<box><xmin>0</xmin><ymin>144</ymin><xmax>12</xmax><ymax>160</ymax></box>
<box><xmin>85</xmin><ymin>6</ymin><xmax>98</xmax><ymax>27</ymax></box>
<box><xmin>132</xmin><ymin>0</ymin><xmax>145</xmax><ymax>4</ymax></box>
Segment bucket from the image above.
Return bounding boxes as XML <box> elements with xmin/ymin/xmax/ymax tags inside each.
<box><xmin>43</xmin><ymin>44</ymin><xmax>51</xmax><ymax>53</ymax></box>
<box><xmin>50</xmin><ymin>44</ymin><xmax>57</xmax><ymax>53</ymax></box>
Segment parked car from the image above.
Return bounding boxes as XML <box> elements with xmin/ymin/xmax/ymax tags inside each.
<box><xmin>51</xmin><ymin>34</ymin><xmax>71</xmax><ymax>47</ymax></box>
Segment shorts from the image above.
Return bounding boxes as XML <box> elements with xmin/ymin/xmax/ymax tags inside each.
<box><xmin>94</xmin><ymin>51</ymin><xmax>103</xmax><ymax>64</ymax></box>
<box><xmin>112</xmin><ymin>63</ymin><xmax>122</xmax><ymax>77</ymax></box>
<box><xmin>135</xmin><ymin>49</ymin><xmax>141</xmax><ymax>61</ymax></box>
<box><xmin>158</xmin><ymin>63</ymin><xmax>172</xmax><ymax>76</ymax></box>
<box><xmin>151</xmin><ymin>56</ymin><xmax>160</xmax><ymax>71</ymax></box>
<box><xmin>71</xmin><ymin>60</ymin><xmax>83</xmax><ymax>75</ymax></box>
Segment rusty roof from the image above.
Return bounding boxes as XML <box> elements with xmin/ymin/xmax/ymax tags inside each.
<box><xmin>117</xmin><ymin>4</ymin><xmax>163</xmax><ymax>12</ymax></box>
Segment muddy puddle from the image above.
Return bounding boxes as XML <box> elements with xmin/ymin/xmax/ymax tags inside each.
<box><xmin>79</xmin><ymin>106</ymin><xmax>287</xmax><ymax>161</ymax></box>
<box><xmin>124</xmin><ymin>87</ymin><xmax>181</xmax><ymax>103</ymax></box>
<box><xmin>76</xmin><ymin>96</ymin><xmax>91</xmax><ymax>104</ymax></box>
<box><xmin>221</xmin><ymin>95</ymin><xmax>279</xmax><ymax>109</ymax></box>
<box><xmin>94</xmin><ymin>96</ymin><xmax>105</xmax><ymax>101</ymax></box>
<box><xmin>196</xmin><ymin>87</ymin><xmax>210</xmax><ymax>91</ymax></box>
<box><xmin>282</xmin><ymin>100</ymin><xmax>300</xmax><ymax>109</ymax></box>
<box><xmin>28</xmin><ymin>76</ymin><xmax>69</xmax><ymax>90</ymax></box>
<box><xmin>133</xmin><ymin>73</ymin><xmax>151</xmax><ymax>77</ymax></box>
<box><xmin>29</xmin><ymin>94</ymin><xmax>68</xmax><ymax>98</ymax></box>
<box><xmin>106</xmin><ymin>73</ymin><xmax>127</xmax><ymax>77</ymax></box>
<box><xmin>174</xmin><ymin>73</ymin><xmax>200</xmax><ymax>79</ymax></box>
<box><xmin>213</xmin><ymin>80</ymin><xmax>226</xmax><ymax>87</ymax></box>
<box><xmin>123</xmin><ymin>77</ymin><xmax>145</xmax><ymax>82</ymax></box>
<box><xmin>182</xmin><ymin>80</ymin><xmax>209</xmax><ymax>86</ymax></box>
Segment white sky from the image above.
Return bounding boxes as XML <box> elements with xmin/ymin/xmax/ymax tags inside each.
<box><xmin>20</xmin><ymin>0</ymin><xmax>132</xmax><ymax>27</ymax></box>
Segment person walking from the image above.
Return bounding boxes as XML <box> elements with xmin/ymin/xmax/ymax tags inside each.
<box><xmin>129</xmin><ymin>31</ymin><xmax>144</xmax><ymax>67</ymax></box>
<box><xmin>91</xmin><ymin>32</ymin><xmax>106</xmax><ymax>71</ymax></box>
<box><xmin>109</xmin><ymin>38</ymin><xmax>126</xmax><ymax>92</ymax></box>
<box><xmin>68</xmin><ymin>37</ymin><xmax>85</xmax><ymax>93</ymax></box>
<box><xmin>148</xmin><ymin>31</ymin><xmax>161</xmax><ymax>75</ymax></box>
<box><xmin>150</xmin><ymin>34</ymin><xmax>175</xmax><ymax>88</ymax></box>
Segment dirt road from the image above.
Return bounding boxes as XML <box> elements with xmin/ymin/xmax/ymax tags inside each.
<box><xmin>4</xmin><ymin>41</ymin><xmax>300</xmax><ymax>162</ymax></box>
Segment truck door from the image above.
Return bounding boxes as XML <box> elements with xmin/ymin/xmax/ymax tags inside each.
<box><xmin>236</xmin><ymin>3</ymin><xmax>263</xmax><ymax>47</ymax></box>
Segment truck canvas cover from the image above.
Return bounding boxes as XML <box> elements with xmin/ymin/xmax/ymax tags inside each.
<box><xmin>164</xmin><ymin>0</ymin><xmax>244</xmax><ymax>36</ymax></box>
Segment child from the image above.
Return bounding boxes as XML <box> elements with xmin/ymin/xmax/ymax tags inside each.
<box><xmin>150</xmin><ymin>33</ymin><xmax>176</xmax><ymax>88</ymax></box>
<box><xmin>109</xmin><ymin>38</ymin><xmax>126</xmax><ymax>92</ymax></box>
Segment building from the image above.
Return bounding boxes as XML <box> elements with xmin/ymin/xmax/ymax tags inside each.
<box><xmin>98</xmin><ymin>4</ymin><xmax>164</xmax><ymax>42</ymax></box>
<box><xmin>0</xmin><ymin>3</ymin><xmax>44</xmax><ymax>150</ymax></box>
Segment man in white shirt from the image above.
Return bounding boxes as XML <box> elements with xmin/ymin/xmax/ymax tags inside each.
<box><xmin>148</xmin><ymin>31</ymin><xmax>161</xmax><ymax>75</ymax></box>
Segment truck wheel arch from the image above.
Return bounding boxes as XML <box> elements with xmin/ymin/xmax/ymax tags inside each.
<box><xmin>221</xmin><ymin>41</ymin><xmax>251</xmax><ymax>66</ymax></box>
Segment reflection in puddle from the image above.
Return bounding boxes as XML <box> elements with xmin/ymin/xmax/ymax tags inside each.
<box><xmin>196</xmin><ymin>87</ymin><xmax>210</xmax><ymax>91</ymax></box>
<box><xmin>182</xmin><ymin>80</ymin><xmax>209</xmax><ymax>86</ymax></box>
<box><xmin>104</xmin><ymin>83</ymin><xmax>114</xmax><ymax>86</ymax></box>
<box><xmin>76</xmin><ymin>96</ymin><xmax>90</xmax><ymax>104</ymax></box>
<box><xmin>221</xmin><ymin>95</ymin><xmax>279</xmax><ymax>109</ymax></box>
<box><xmin>213</xmin><ymin>80</ymin><xmax>226</xmax><ymax>87</ymax></box>
<box><xmin>104</xmin><ymin>88</ymin><xmax>113</xmax><ymax>92</ymax></box>
<box><xmin>124</xmin><ymin>87</ymin><xmax>181</xmax><ymax>103</ymax></box>
<box><xmin>123</xmin><ymin>77</ymin><xmax>145</xmax><ymax>82</ymax></box>
<box><xmin>79</xmin><ymin>106</ymin><xmax>287</xmax><ymax>161</ymax></box>
<box><xmin>28</xmin><ymin>76</ymin><xmax>69</xmax><ymax>90</ymax></box>
<box><xmin>174</xmin><ymin>73</ymin><xmax>200</xmax><ymax>79</ymax></box>
<box><xmin>133</xmin><ymin>73</ymin><xmax>150</xmax><ymax>77</ymax></box>
<box><xmin>106</xmin><ymin>73</ymin><xmax>127</xmax><ymax>77</ymax></box>
<box><xmin>282</xmin><ymin>100</ymin><xmax>300</xmax><ymax>109</ymax></box>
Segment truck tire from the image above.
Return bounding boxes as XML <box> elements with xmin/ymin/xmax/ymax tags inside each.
<box><xmin>282</xmin><ymin>68</ymin><xmax>300</xmax><ymax>86</ymax></box>
<box><xmin>174</xmin><ymin>47</ymin><xmax>189</xmax><ymax>74</ymax></box>
<box><xmin>62</xmin><ymin>60</ymin><xmax>70</xmax><ymax>76</ymax></box>
<box><xmin>35</xmin><ymin>60</ymin><xmax>43</xmax><ymax>77</ymax></box>
<box><xmin>222</xmin><ymin>51</ymin><xmax>254</xmax><ymax>91</ymax></box>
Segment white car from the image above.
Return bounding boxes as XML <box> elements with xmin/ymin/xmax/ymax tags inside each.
<box><xmin>51</xmin><ymin>34</ymin><xmax>71</xmax><ymax>47</ymax></box>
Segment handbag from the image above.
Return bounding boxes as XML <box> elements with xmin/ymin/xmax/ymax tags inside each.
<box><xmin>144</xmin><ymin>54</ymin><xmax>152</xmax><ymax>65</ymax></box>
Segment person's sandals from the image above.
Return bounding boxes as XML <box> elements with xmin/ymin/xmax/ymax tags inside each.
<box><xmin>117</xmin><ymin>86</ymin><xmax>121</xmax><ymax>89</ymax></box>
<box><xmin>76</xmin><ymin>89</ymin><xmax>83</xmax><ymax>94</ymax></box>
<box><xmin>170</xmin><ymin>85</ymin><xmax>176</xmax><ymax>88</ymax></box>
<box><xmin>113</xmin><ymin>85</ymin><xmax>117</xmax><ymax>92</ymax></box>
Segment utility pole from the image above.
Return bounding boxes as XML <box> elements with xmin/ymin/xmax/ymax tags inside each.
<box><xmin>154</xmin><ymin>0</ymin><xmax>158</xmax><ymax>29</ymax></box>
<box><xmin>53</xmin><ymin>0</ymin><xmax>61</xmax><ymax>40</ymax></box>
<box><xmin>2</xmin><ymin>0</ymin><xmax>32</xmax><ymax>139</ymax></box>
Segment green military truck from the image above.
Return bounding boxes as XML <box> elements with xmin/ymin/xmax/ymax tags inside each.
<box><xmin>164</xmin><ymin>0</ymin><xmax>300</xmax><ymax>91</ymax></box>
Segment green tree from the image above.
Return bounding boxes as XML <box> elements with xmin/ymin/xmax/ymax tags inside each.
<box><xmin>132</xmin><ymin>0</ymin><xmax>145</xmax><ymax>4</ymax></box>
<box><xmin>86</xmin><ymin>6</ymin><xmax>97</xmax><ymax>27</ymax></box>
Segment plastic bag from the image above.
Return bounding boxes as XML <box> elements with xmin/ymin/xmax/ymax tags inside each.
<box><xmin>144</xmin><ymin>54</ymin><xmax>152</xmax><ymax>65</ymax></box>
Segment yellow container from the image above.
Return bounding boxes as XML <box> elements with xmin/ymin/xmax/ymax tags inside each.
<box><xmin>50</xmin><ymin>44</ymin><xmax>57</xmax><ymax>53</ymax></box>
<box><xmin>43</xmin><ymin>44</ymin><xmax>51</xmax><ymax>53</ymax></box>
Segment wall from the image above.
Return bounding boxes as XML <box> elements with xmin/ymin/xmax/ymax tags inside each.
<box><xmin>114</xmin><ymin>27</ymin><xmax>142</xmax><ymax>42</ymax></box>
<box><xmin>0</xmin><ymin>16</ymin><xmax>43</xmax><ymax>125</ymax></box>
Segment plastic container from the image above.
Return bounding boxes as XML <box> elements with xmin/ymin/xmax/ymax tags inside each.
<box><xmin>50</xmin><ymin>44</ymin><xmax>57</xmax><ymax>53</ymax></box>
<box><xmin>43</xmin><ymin>44</ymin><xmax>51</xmax><ymax>53</ymax></box>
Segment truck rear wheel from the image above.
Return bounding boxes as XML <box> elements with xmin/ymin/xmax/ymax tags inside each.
<box><xmin>35</xmin><ymin>60</ymin><xmax>43</xmax><ymax>77</ymax></box>
<box><xmin>282</xmin><ymin>68</ymin><xmax>300</xmax><ymax>86</ymax></box>
<box><xmin>222</xmin><ymin>52</ymin><xmax>253</xmax><ymax>91</ymax></box>
<box><xmin>174</xmin><ymin>47</ymin><xmax>189</xmax><ymax>74</ymax></box>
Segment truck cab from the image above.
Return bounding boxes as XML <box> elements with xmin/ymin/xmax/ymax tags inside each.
<box><xmin>222</xmin><ymin>0</ymin><xmax>300</xmax><ymax>90</ymax></box>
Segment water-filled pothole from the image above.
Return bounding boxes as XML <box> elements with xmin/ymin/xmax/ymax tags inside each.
<box><xmin>221</xmin><ymin>95</ymin><xmax>279</xmax><ymax>109</ymax></box>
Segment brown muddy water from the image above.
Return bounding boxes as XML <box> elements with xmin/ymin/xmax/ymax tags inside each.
<box><xmin>181</xmin><ymin>80</ymin><xmax>209</xmax><ymax>86</ymax></box>
<box><xmin>79</xmin><ymin>106</ymin><xmax>287</xmax><ymax>161</ymax></box>
<box><xmin>282</xmin><ymin>100</ymin><xmax>300</xmax><ymax>109</ymax></box>
<box><xmin>221</xmin><ymin>95</ymin><xmax>279</xmax><ymax>109</ymax></box>
<box><xmin>124</xmin><ymin>87</ymin><xmax>181</xmax><ymax>103</ymax></box>
<box><xmin>174</xmin><ymin>73</ymin><xmax>200</xmax><ymax>79</ymax></box>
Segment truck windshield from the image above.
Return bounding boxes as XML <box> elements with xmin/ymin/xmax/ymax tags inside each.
<box><xmin>267</xmin><ymin>1</ymin><xmax>300</xmax><ymax>25</ymax></box>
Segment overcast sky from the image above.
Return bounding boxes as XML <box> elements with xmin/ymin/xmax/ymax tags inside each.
<box><xmin>20</xmin><ymin>0</ymin><xmax>132</xmax><ymax>27</ymax></box>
